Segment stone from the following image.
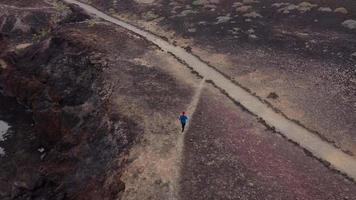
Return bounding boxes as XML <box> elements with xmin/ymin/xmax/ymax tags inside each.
<box><xmin>236</xmin><ymin>6</ymin><xmax>252</xmax><ymax>13</ymax></box>
<box><xmin>192</xmin><ymin>0</ymin><xmax>209</xmax><ymax>6</ymax></box>
<box><xmin>215</xmin><ymin>14</ymin><xmax>231</xmax><ymax>24</ymax></box>
<box><xmin>178</xmin><ymin>10</ymin><xmax>196</xmax><ymax>17</ymax></box>
<box><xmin>297</xmin><ymin>2</ymin><xmax>317</xmax><ymax>13</ymax></box>
<box><xmin>209</xmin><ymin>0</ymin><xmax>220</xmax><ymax>4</ymax></box>
<box><xmin>272</xmin><ymin>3</ymin><xmax>290</xmax><ymax>8</ymax></box>
<box><xmin>342</xmin><ymin>20</ymin><xmax>356</xmax><ymax>30</ymax></box>
<box><xmin>142</xmin><ymin>11</ymin><xmax>159</xmax><ymax>20</ymax></box>
<box><xmin>134</xmin><ymin>0</ymin><xmax>155</xmax><ymax>3</ymax></box>
<box><xmin>249</xmin><ymin>34</ymin><xmax>258</xmax><ymax>39</ymax></box>
<box><xmin>267</xmin><ymin>92</ymin><xmax>279</xmax><ymax>99</ymax></box>
<box><xmin>278</xmin><ymin>4</ymin><xmax>298</xmax><ymax>13</ymax></box>
<box><xmin>188</xmin><ymin>28</ymin><xmax>196</xmax><ymax>33</ymax></box>
<box><xmin>243</xmin><ymin>0</ymin><xmax>259</xmax><ymax>4</ymax></box>
<box><xmin>232</xmin><ymin>2</ymin><xmax>243</xmax><ymax>7</ymax></box>
<box><xmin>243</xmin><ymin>11</ymin><xmax>262</xmax><ymax>18</ymax></box>
<box><xmin>334</xmin><ymin>7</ymin><xmax>348</xmax><ymax>14</ymax></box>
<box><xmin>318</xmin><ymin>7</ymin><xmax>332</xmax><ymax>12</ymax></box>
<box><xmin>351</xmin><ymin>52</ymin><xmax>356</xmax><ymax>59</ymax></box>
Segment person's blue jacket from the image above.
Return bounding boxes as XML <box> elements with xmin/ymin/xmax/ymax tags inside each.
<box><xmin>179</xmin><ymin>115</ymin><xmax>188</xmax><ymax>124</ymax></box>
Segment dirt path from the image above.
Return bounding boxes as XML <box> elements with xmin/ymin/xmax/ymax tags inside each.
<box><xmin>62</xmin><ymin>0</ymin><xmax>356</xmax><ymax>182</ymax></box>
<box><xmin>118</xmin><ymin>74</ymin><xmax>204</xmax><ymax>200</ymax></box>
<box><xmin>184</xmin><ymin>78</ymin><xmax>205</xmax><ymax>133</ymax></box>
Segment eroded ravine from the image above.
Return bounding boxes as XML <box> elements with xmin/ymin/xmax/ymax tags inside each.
<box><xmin>63</xmin><ymin>0</ymin><xmax>356</xmax><ymax>182</ymax></box>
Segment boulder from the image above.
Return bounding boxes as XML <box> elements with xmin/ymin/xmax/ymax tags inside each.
<box><xmin>334</xmin><ymin>7</ymin><xmax>348</xmax><ymax>14</ymax></box>
<box><xmin>351</xmin><ymin>52</ymin><xmax>356</xmax><ymax>59</ymax></box>
<box><xmin>342</xmin><ymin>19</ymin><xmax>356</xmax><ymax>30</ymax></box>
<box><xmin>318</xmin><ymin>7</ymin><xmax>332</xmax><ymax>12</ymax></box>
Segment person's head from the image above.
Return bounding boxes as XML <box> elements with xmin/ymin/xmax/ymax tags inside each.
<box><xmin>182</xmin><ymin>111</ymin><xmax>185</xmax><ymax>115</ymax></box>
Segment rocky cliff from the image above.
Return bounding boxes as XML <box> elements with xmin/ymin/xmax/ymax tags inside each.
<box><xmin>0</xmin><ymin>2</ymin><xmax>139</xmax><ymax>199</ymax></box>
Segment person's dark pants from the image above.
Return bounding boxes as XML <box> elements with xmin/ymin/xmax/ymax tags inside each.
<box><xmin>181</xmin><ymin>123</ymin><xmax>186</xmax><ymax>132</ymax></box>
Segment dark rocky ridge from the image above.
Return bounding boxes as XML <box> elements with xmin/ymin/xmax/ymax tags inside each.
<box><xmin>0</xmin><ymin>1</ymin><xmax>194</xmax><ymax>199</ymax></box>
<box><xmin>1</xmin><ymin>33</ymin><xmax>138</xmax><ymax>200</ymax></box>
<box><xmin>0</xmin><ymin>3</ymin><xmax>140</xmax><ymax>199</ymax></box>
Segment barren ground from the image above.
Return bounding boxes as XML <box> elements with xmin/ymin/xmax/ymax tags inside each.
<box><xmin>84</xmin><ymin>0</ymin><xmax>356</xmax><ymax>155</ymax></box>
<box><xmin>1</xmin><ymin>0</ymin><xmax>356</xmax><ymax>200</ymax></box>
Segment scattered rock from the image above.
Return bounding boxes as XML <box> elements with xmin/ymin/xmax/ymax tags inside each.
<box><xmin>272</xmin><ymin>3</ymin><xmax>290</xmax><ymax>8</ymax></box>
<box><xmin>229</xmin><ymin>27</ymin><xmax>241</xmax><ymax>34</ymax></box>
<box><xmin>215</xmin><ymin>14</ymin><xmax>231</xmax><ymax>24</ymax></box>
<box><xmin>351</xmin><ymin>52</ymin><xmax>356</xmax><ymax>59</ymax></box>
<box><xmin>334</xmin><ymin>7</ymin><xmax>348</xmax><ymax>14</ymax></box>
<box><xmin>134</xmin><ymin>0</ymin><xmax>155</xmax><ymax>3</ymax></box>
<box><xmin>277</xmin><ymin>2</ymin><xmax>317</xmax><ymax>13</ymax></box>
<box><xmin>40</xmin><ymin>153</ymin><xmax>46</xmax><ymax>160</ymax></box>
<box><xmin>243</xmin><ymin>11</ymin><xmax>262</xmax><ymax>18</ymax></box>
<box><xmin>236</xmin><ymin>6</ymin><xmax>252</xmax><ymax>13</ymax></box>
<box><xmin>188</xmin><ymin>28</ymin><xmax>196</xmax><ymax>33</ymax></box>
<box><xmin>297</xmin><ymin>2</ymin><xmax>318</xmax><ymax>13</ymax></box>
<box><xmin>142</xmin><ymin>11</ymin><xmax>159</xmax><ymax>20</ymax></box>
<box><xmin>154</xmin><ymin>179</ymin><xmax>162</xmax><ymax>185</ymax></box>
<box><xmin>249</xmin><ymin>34</ymin><xmax>258</xmax><ymax>39</ymax></box>
<box><xmin>15</xmin><ymin>43</ymin><xmax>32</xmax><ymax>50</ymax></box>
<box><xmin>204</xmin><ymin>4</ymin><xmax>217</xmax><ymax>10</ymax></box>
<box><xmin>243</xmin><ymin>0</ymin><xmax>259</xmax><ymax>4</ymax></box>
<box><xmin>38</xmin><ymin>148</ymin><xmax>45</xmax><ymax>153</ymax></box>
<box><xmin>267</xmin><ymin>92</ymin><xmax>279</xmax><ymax>99</ymax></box>
<box><xmin>192</xmin><ymin>0</ymin><xmax>209</xmax><ymax>6</ymax></box>
<box><xmin>0</xmin><ymin>59</ymin><xmax>7</xmax><ymax>69</ymax></box>
<box><xmin>318</xmin><ymin>7</ymin><xmax>332</xmax><ymax>12</ymax></box>
<box><xmin>198</xmin><ymin>21</ymin><xmax>207</xmax><ymax>25</ymax></box>
<box><xmin>232</xmin><ymin>2</ymin><xmax>243</xmax><ymax>7</ymax></box>
<box><xmin>278</xmin><ymin>4</ymin><xmax>298</xmax><ymax>14</ymax></box>
<box><xmin>209</xmin><ymin>0</ymin><xmax>220</xmax><ymax>4</ymax></box>
<box><xmin>184</xmin><ymin>46</ymin><xmax>192</xmax><ymax>52</ymax></box>
<box><xmin>342</xmin><ymin>20</ymin><xmax>356</xmax><ymax>30</ymax></box>
<box><xmin>177</xmin><ymin>9</ymin><xmax>196</xmax><ymax>17</ymax></box>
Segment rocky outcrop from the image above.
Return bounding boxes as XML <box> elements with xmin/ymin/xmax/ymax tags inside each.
<box><xmin>0</xmin><ymin>7</ymin><xmax>138</xmax><ymax>199</ymax></box>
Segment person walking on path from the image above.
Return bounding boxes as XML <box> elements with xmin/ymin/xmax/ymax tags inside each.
<box><xmin>179</xmin><ymin>112</ymin><xmax>188</xmax><ymax>132</ymax></box>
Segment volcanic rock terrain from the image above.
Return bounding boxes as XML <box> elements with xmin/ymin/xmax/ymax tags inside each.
<box><xmin>1</xmin><ymin>0</ymin><xmax>356</xmax><ymax>200</ymax></box>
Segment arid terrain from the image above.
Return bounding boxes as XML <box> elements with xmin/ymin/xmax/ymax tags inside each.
<box><xmin>0</xmin><ymin>0</ymin><xmax>356</xmax><ymax>200</ymax></box>
<box><xmin>85</xmin><ymin>0</ymin><xmax>356</xmax><ymax>156</ymax></box>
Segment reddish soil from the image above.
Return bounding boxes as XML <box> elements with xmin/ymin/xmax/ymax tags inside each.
<box><xmin>181</xmin><ymin>86</ymin><xmax>356</xmax><ymax>200</ymax></box>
